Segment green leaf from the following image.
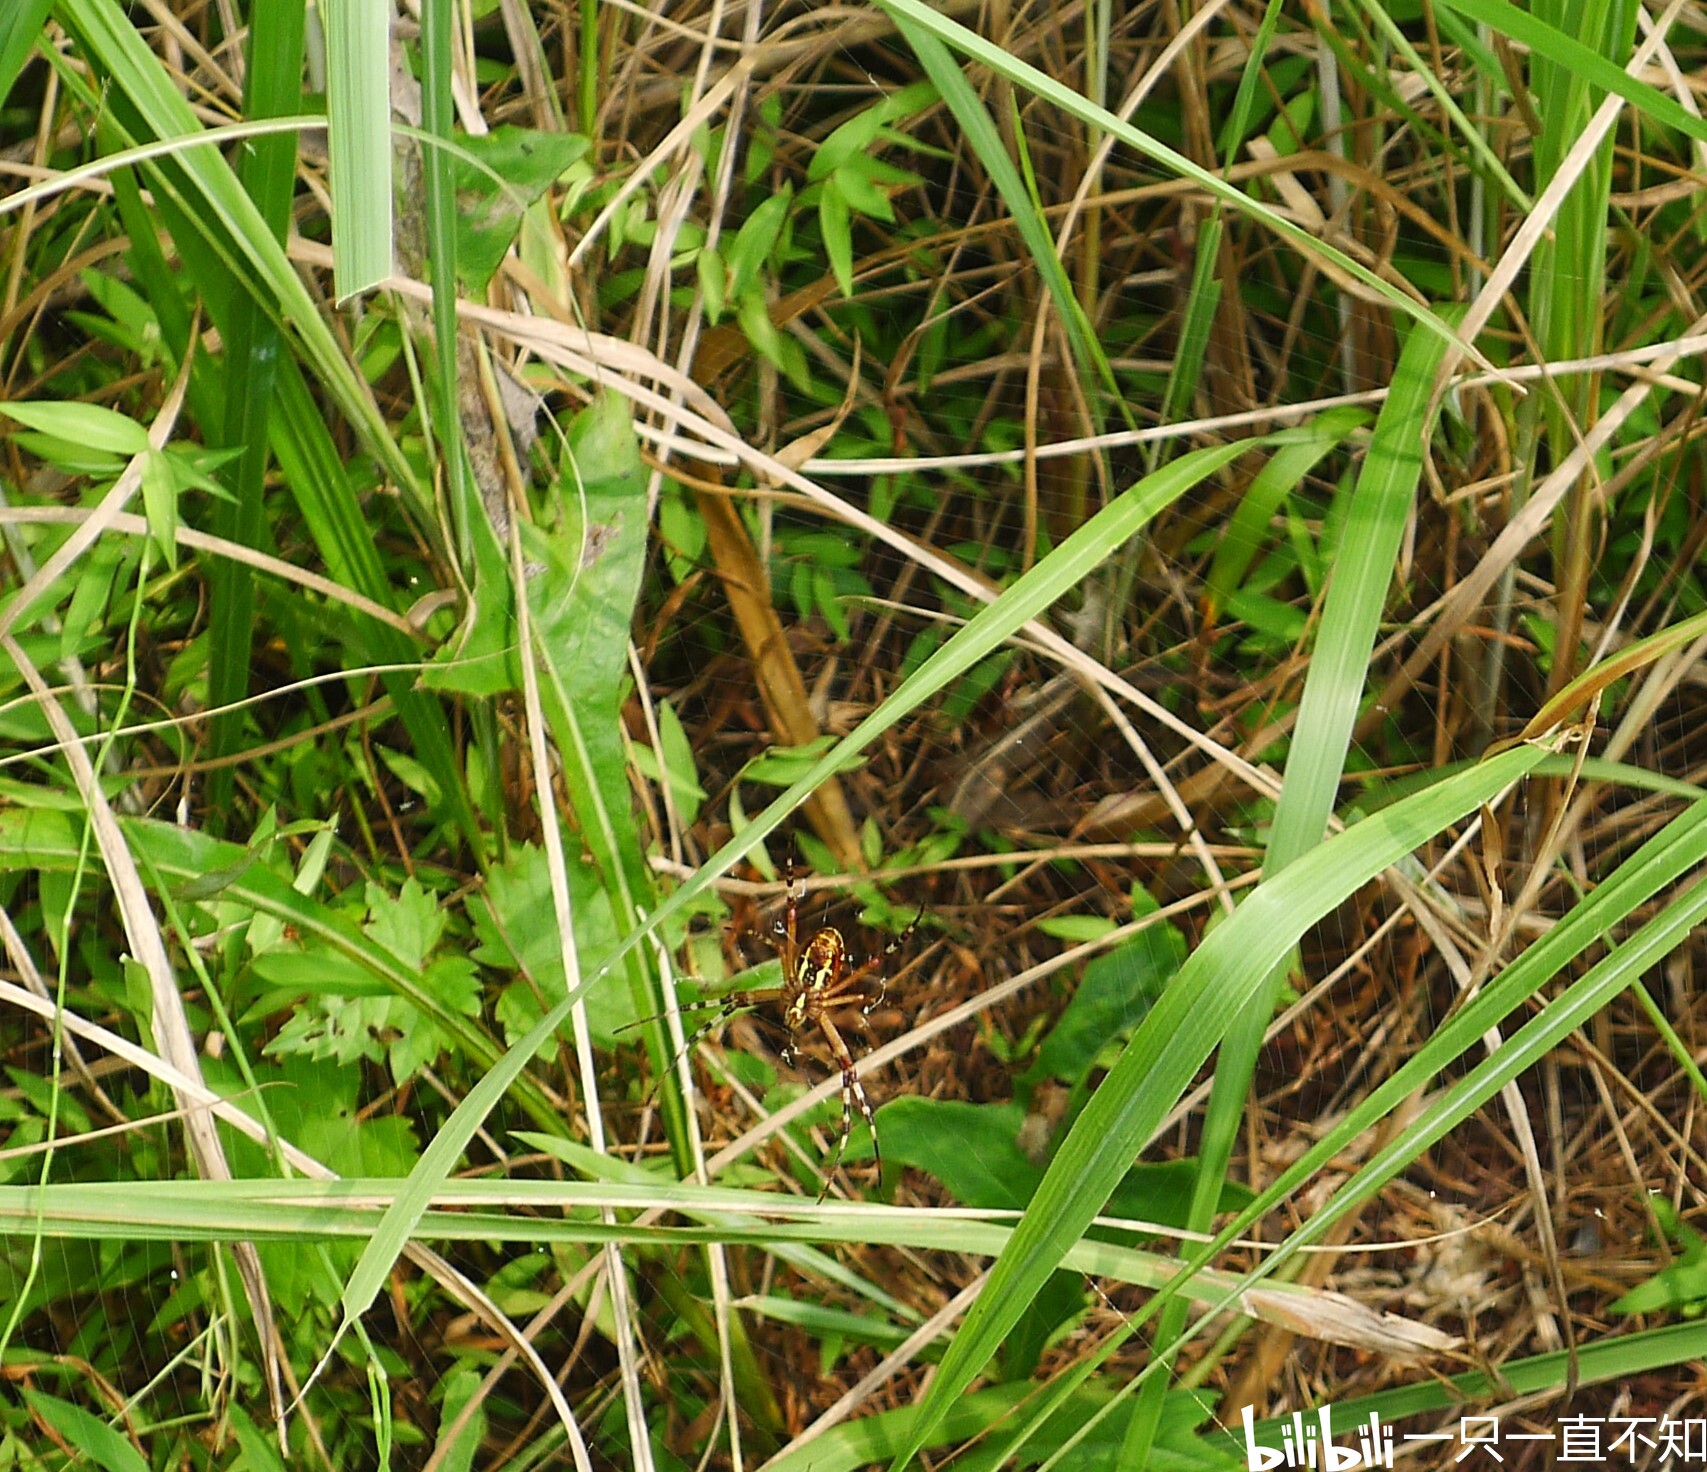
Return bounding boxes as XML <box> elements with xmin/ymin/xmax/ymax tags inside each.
<box><xmin>697</xmin><ymin>241</ymin><xmax>726</xmax><ymax>322</ymax></box>
<box><xmin>880</xmin><ymin>1098</ymin><xmax>1040</xmax><ymax>1211</ymax></box>
<box><xmin>1434</xmin><ymin>0</ymin><xmax>1707</xmax><ymax>147</ymax></box>
<box><xmin>1020</xmin><ymin>927</ymin><xmax>1180</xmax><ymax>1090</ymax></box>
<box><xmin>320</xmin><ymin>0</ymin><xmax>394</xmax><ymax>299</ymax></box>
<box><xmin>726</xmin><ymin>186</ymin><xmax>792</xmax><ymax>300</ymax></box>
<box><xmin>820</xmin><ymin>179</ymin><xmax>855</xmax><ymax>299</ymax></box>
<box><xmin>21</xmin><ymin>1389</ymin><xmax>150</xmax><ymax>1472</ymax></box>
<box><xmin>738</xmin><ymin>287</ymin><xmax>786</xmax><ymax>369</ymax></box>
<box><xmin>451</xmin><ymin>126</ymin><xmax>591</xmax><ymax>293</ymax></box>
<box><xmin>1206</xmin><ymin>407</ymin><xmax>1368</xmax><ymax>616</ymax></box>
<box><xmin>0</xmin><ymin>0</ymin><xmax>54</xmax><ymax>104</ymax></box>
<box><xmin>3</xmin><ymin>399</ymin><xmax>150</xmax><ymax>455</ymax></box>
<box><xmin>139</xmin><ymin>446</ymin><xmax>178</xmax><ymax>568</ymax></box>
<box><xmin>833</xmin><ymin>156</ymin><xmax>901</xmax><ymax>222</ymax></box>
<box><xmin>808</xmin><ymin>79</ymin><xmax>938</xmax><ymax>180</ymax></box>
<box><xmin>1034</xmin><ymin>915</ymin><xmax>1116</xmax><ymax>943</ymax></box>
<box><xmin>250</xmin><ymin>947</ymin><xmax>397</xmax><ymax>999</ymax></box>
<box><xmin>364</xmin><ymin>877</ymin><xmax>444</xmax><ymax>971</ymax></box>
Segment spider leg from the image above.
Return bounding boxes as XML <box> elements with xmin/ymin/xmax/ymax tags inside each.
<box><xmin>769</xmin><ymin>858</ymin><xmax>802</xmax><ymax>986</ymax></box>
<box><xmin>784</xmin><ymin>854</ymin><xmax>800</xmax><ymax>950</ymax></box>
<box><xmin>859</xmin><ymin>899</ymin><xmax>925</xmax><ymax>1015</ymax></box>
<box><xmin>627</xmin><ymin>988</ymin><xmax>783</xmax><ymax>1109</ymax></box>
<box><xmin>815</xmin><ymin>1017</ymin><xmax>879</xmax><ymax>1201</ymax></box>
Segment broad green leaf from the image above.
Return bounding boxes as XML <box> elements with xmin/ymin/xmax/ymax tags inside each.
<box><xmin>320</xmin><ymin>0</ymin><xmax>393</xmax><ymax>299</ymax></box>
<box><xmin>139</xmin><ymin>446</ymin><xmax>178</xmax><ymax>568</ymax></box>
<box><xmin>21</xmin><ymin>1391</ymin><xmax>149</xmax><ymax>1472</ymax></box>
<box><xmin>3</xmin><ymin>399</ymin><xmax>150</xmax><ymax>455</ymax></box>
<box><xmin>451</xmin><ymin>126</ymin><xmax>591</xmax><ymax>293</ymax></box>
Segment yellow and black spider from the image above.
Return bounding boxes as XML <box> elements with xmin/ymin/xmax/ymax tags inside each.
<box><xmin>629</xmin><ymin>864</ymin><xmax>922</xmax><ymax>1198</ymax></box>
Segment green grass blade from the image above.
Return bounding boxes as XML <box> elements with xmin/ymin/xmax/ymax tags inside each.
<box><xmin>1153</xmin><ymin>213</ymin><xmax>1222</xmax><ymax>445</ymax></box>
<box><xmin>1345</xmin><ymin>0</ymin><xmax>1529</xmax><ymax>208</ymax></box>
<box><xmin>320</xmin><ymin>0</ymin><xmax>393</xmax><ymax>299</ymax></box>
<box><xmin>417</xmin><ymin>0</ymin><xmax>481</xmax><ymax>566</ymax></box>
<box><xmin>1436</xmin><ymin>0</ymin><xmax>1706</xmax><ymax>145</ymax></box>
<box><xmin>888</xmin><ymin>743</ymin><xmax>1548</xmax><ymax>1470</ymax></box>
<box><xmin>1132</xmin><ymin>795</ymin><xmax>1707</xmax><ymax>1408</ymax></box>
<box><xmin>1268</xmin><ymin>318</ymin><xmax>1457</xmax><ymax>871</ymax></box>
<box><xmin>894</xmin><ymin>21</ymin><xmax>1126</xmax><ymax>434</ymax></box>
<box><xmin>872</xmin><ymin>0</ymin><xmax>1472</xmax><ymax>360</ymax></box>
<box><xmin>205</xmin><ymin>0</ymin><xmax>307</xmax><ymax>821</ymax></box>
<box><xmin>0</xmin><ymin>0</ymin><xmax>54</xmax><ymax>106</ymax></box>
<box><xmin>1205</xmin><ymin>405</ymin><xmax>1367</xmax><ymax>616</ymax></box>
<box><xmin>53</xmin><ymin>0</ymin><xmax>417</xmax><ymax>496</ymax></box>
<box><xmin>1122</xmin><ymin>317</ymin><xmax>1457</xmax><ymax>1463</ymax></box>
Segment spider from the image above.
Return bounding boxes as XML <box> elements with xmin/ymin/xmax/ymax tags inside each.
<box><xmin>629</xmin><ymin>864</ymin><xmax>922</xmax><ymax>1198</ymax></box>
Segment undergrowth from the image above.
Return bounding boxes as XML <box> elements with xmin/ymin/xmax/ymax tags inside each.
<box><xmin>2</xmin><ymin>0</ymin><xmax>1707</xmax><ymax>1469</ymax></box>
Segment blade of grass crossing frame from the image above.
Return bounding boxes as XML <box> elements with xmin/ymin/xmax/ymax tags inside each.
<box><xmin>54</xmin><ymin>0</ymin><xmax>483</xmax><ymax>850</ymax></box>
<box><xmin>417</xmin><ymin>0</ymin><xmax>483</xmax><ymax>567</ymax></box>
<box><xmin>320</xmin><ymin>0</ymin><xmax>394</xmax><ymax>300</ymax></box>
<box><xmin>895</xmin><ymin>18</ymin><xmax>1131</xmax><ymax>435</ymax></box>
<box><xmin>1269</xmin><ymin>319</ymin><xmax>1460</xmax><ymax>877</ymax></box>
<box><xmin>205</xmin><ymin>0</ymin><xmax>307</xmax><ymax>822</ymax></box>
<box><xmin>1434</xmin><ymin>0</ymin><xmax>1707</xmax><ymax>145</ymax></box>
<box><xmin>1020</xmin><ymin>790</ymin><xmax>1707</xmax><ymax>1466</ymax></box>
<box><xmin>873</xmin><ymin>0</ymin><xmax>1481</xmax><ymax>364</ymax></box>
<box><xmin>887</xmin><ymin>744</ymin><xmax>1545</xmax><ymax>1471</ymax></box>
<box><xmin>1123</xmin><ymin>314</ymin><xmax>1459</xmax><ymax>1464</ymax></box>
<box><xmin>327</xmin><ymin>440</ymin><xmax>1256</xmax><ymax>1371</ymax></box>
<box><xmin>0</xmin><ymin>0</ymin><xmax>54</xmax><ymax>114</ymax></box>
